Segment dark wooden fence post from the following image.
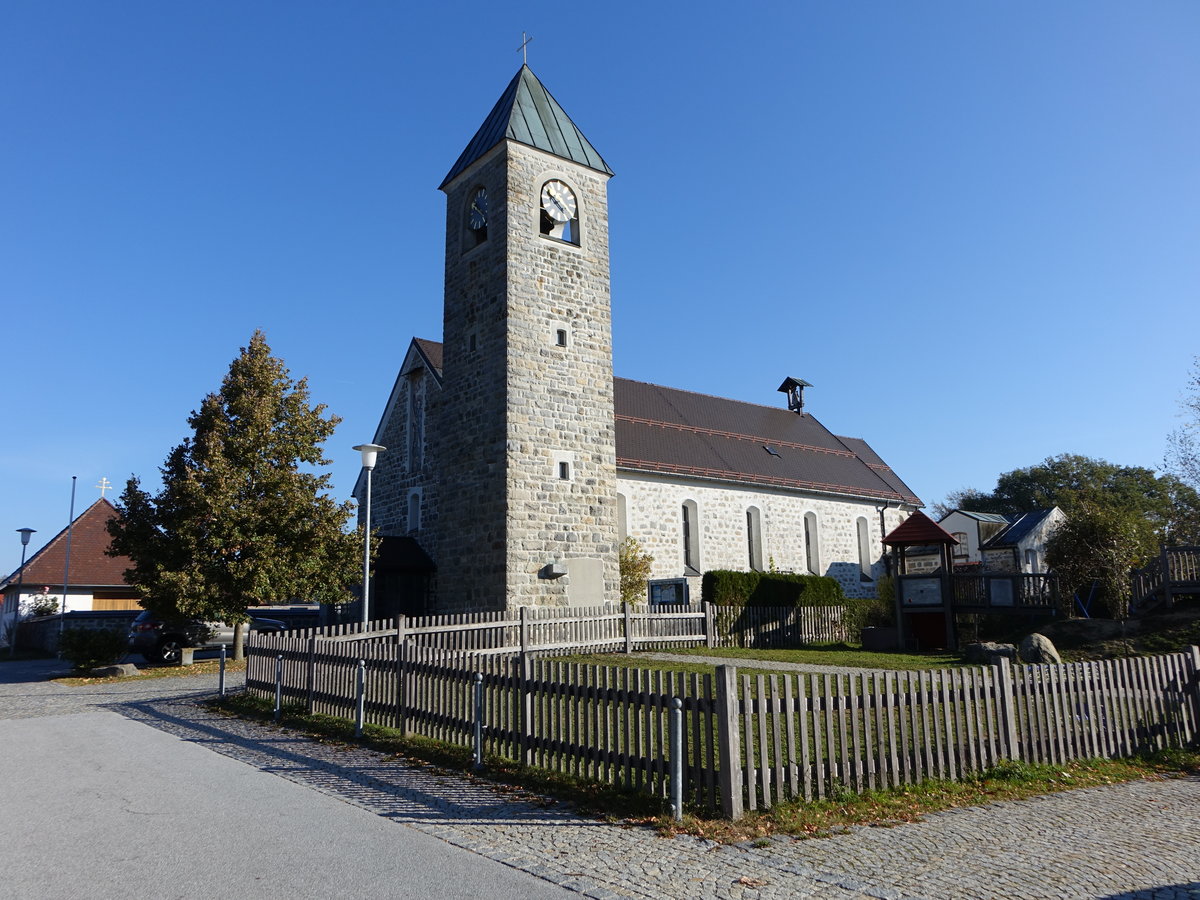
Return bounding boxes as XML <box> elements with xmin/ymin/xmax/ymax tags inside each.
<box><xmin>519</xmin><ymin>606</ymin><xmax>529</xmax><ymax>655</ymax></box>
<box><xmin>519</xmin><ymin>651</ymin><xmax>534</xmax><ymax>766</ymax></box>
<box><xmin>1187</xmin><ymin>645</ymin><xmax>1200</xmax><ymax>741</ymax></box>
<box><xmin>396</xmin><ymin>639</ymin><xmax>410</xmax><ymax>736</ymax></box>
<box><xmin>306</xmin><ymin>635</ymin><xmax>317</xmax><ymax>715</ymax></box>
<box><xmin>715</xmin><ymin>664</ymin><xmax>743</xmax><ymax>820</ymax></box>
<box><xmin>704</xmin><ymin>602</ymin><xmax>715</xmax><ymax>649</ymax></box>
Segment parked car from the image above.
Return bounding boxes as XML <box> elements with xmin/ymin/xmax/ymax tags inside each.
<box><xmin>127</xmin><ymin>609</ymin><xmax>286</xmax><ymax>664</ymax></box>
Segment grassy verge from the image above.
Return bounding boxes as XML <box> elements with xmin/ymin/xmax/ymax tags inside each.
<box><xmin>208</xmin><ymin>692</ymin><xmax>1198</xmax><ymax>844</ymax></box>
<box><xmin>55</xmin><ymin>658</ymin><xmax>247</xmax><ymax>685</ymax></box>
<box><xmin>561</xmin><ymin>645</ymin><xmax>964</xmax><ymax>674</ymax></box>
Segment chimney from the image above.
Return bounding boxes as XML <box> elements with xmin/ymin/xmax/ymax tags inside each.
<box><xmin>777</xmin><ymin>377</ymin><xmax>811</xmax><ymax>415</ymax></box>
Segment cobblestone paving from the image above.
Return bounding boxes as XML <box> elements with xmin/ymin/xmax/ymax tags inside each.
<box><xmin>3</xmin><ymin>659</ymin><xmax>1198</xmax><ymax>899</ymax></box>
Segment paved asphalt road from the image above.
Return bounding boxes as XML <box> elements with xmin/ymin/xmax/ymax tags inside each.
<box><xmin>2</xmin><ymin>657</ymin><xmax>1198</xmax><ymax>899</ymax></box>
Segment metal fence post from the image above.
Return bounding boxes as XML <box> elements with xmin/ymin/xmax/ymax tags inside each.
<box><xmin>355</xmin><ymin>659</ymin><xmax>366</xmax><ymax>738</ymax></box>
<box><xmin>306</xmin><ymin>635</ymin><xmax>317</xmax><ymax>715</ymax></box>
<box><xmin>715</xmin><ymin>665</ymin><xmax>743</xmax><ymax>820</ymax></box>
<box><xmin>473</xmin><ymin>672</ymin><xmax>484</xmax><ymax>770</ymax></box>
<box><xmin>218</xmin><ymin>644</ymin><xmax>227</xmax><ymax>698</ymax></box>
<box><xmin>274</xmin><ymin>654</ymin><xmax>283</xmax><ymax>722</ymax></box>
<box><xmin>670</xmin><ymin>697</ymin><xmax>684</xmax><ymax>821</ymax></box>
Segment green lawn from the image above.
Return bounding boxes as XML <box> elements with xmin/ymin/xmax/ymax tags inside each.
<box><xmin>564</xmin><ymin>644</ymin><xmax>966</xmax><ymax>674</ymax></box>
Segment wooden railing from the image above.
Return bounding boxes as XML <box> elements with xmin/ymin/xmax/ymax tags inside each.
<box><xmin>246</xmin><ymin>636</ymin><xmax>1200</xmax><ymax>820</ymax></box>
<box><xmin>1131</xmin><ymin>546</ymin><xmax>1200</xmax><ymax>614</ymax></box>
<box><xmin>289</xmin><ymin>602</ymin><xmax>852</xmax><ymax>654</ymax></box>
<box><xmin>899</xmin><ymin>573</ymin><xmax>1062</xmax><ymax>612</ymax></box>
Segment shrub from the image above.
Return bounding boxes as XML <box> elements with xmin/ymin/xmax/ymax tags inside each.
<box><xmin>59</xmin><ymin>628</ymin><xmax>129</xmax><ymax>672</ymax></box>
<box><xmin>701</xmin><ymin>570</ymin><xmax>846</xmax><ymax>607</ymax></box>
<box><xmin>843</xmin><ymin>577</ymin><xmax>896</xmax><ymax>635</ymax></box>
<box><xmin>618</xmin><ymin>537</ymin><xmax>654</xmax><ymax>606</ymax></box>
<box><xmin>26</xmin><ymin>595</ymin><xmax>59</xmax><ymax>617</ymax></box>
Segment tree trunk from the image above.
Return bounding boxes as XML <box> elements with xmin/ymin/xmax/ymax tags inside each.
<box><xmin>233</xmin><ymin>621</ymin><xmax>246</xmax><ymax>661</ymax></box>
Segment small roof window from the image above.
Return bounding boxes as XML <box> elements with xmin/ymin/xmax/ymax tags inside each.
<box><xmin>764</xmin><ymin>445</ymin><xmax>781</xmax><ymax>458</ymax></box>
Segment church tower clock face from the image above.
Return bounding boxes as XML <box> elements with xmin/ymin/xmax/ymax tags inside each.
<box><xmin>540</xmin><ymin>180</ymin><xmax>575</xmax><ymax>223</ymax></box>
<box><xmin>467</xmin><ymin>187</ymin><xmax>488</xmax><ymax>244</ymax></box>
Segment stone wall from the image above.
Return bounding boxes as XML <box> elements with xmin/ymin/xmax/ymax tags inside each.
<box><xmin>433</xmin><ymin>142</ymin><xmax>619</xmax><ymax>612</ymax></box>
<box><xmin>618</xmin><ymin>472</ymin><xmax>913</xmax><ymax>600</ymax></box>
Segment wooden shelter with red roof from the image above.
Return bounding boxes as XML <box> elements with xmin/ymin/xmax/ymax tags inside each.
<box><xmin>883</xmin><ymin>510</ymin><xmax>1063</xmax><ymax>650</ymax></box>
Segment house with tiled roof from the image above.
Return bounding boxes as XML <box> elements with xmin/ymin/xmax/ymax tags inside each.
<box><xmin>0</xmin><ymin>499</ymin><xmax>140</xmax><ymax>638</ymax></box>
<box><xmin>904</xmin><ymin>508</ymin><xmax>1065</xmax><ymax>576</ymax></box>
<box><xmin>354</xmin><ymin>66</ymin><xmax>922</xmax><ymax>616</ymax></box>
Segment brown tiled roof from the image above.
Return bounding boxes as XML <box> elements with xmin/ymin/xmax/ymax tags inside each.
<box><xmin>1</xmin><ymin>499</ymin><xmax>133</xmax><ymax>590</ymax></box>
<box><xmin>404</xmin><ymin>340</ymin><xmax>920</xmax><ymax>505</ymax></box>
<box><xmin>413</xmin><ymin>338</ymin><xmax>443</xmax><ymax>373</ymax></box>
<box><xmin>614</xmin><ymin>379</ymin><xmax>920</xmax><ymax>504</ymax></box>
<box><xmin>882</xmin><ymin>511</ymin><xmax>958</xmax><ymax>546</ymax></box>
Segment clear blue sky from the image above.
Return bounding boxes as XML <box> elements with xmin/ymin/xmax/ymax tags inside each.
<box><xmin>3</xmin><ymin>1</ymin><xmax>1198</xmax><ymax>577</ymax></box>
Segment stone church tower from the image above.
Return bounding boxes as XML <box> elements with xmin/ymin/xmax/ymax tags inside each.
<box><xmin>431</xmin><ymin>66</ymin><xmax>620</xmax><ymax>611</ymax></box>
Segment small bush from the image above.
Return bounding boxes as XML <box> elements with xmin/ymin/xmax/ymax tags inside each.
<box><xmin>701</xmin><ymin>570</ymin><xmax>846</xmax><ymax>607</ymax></box>
<box><xmin>59</xmin><ymin>628</ymin><xmax>129</xmax><ymax>672</ymax></box>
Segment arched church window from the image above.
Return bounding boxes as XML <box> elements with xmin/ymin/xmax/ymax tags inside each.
<box><xmin>682</xmin><ymin>500</ymin><xmax>700</xmax><ymax>574</ymax></box>
<box><xmin>856</xmin><ymin>516</ymin><xmax>873</xmax><ymax>580</ymax></box>
<box><xmin>539</xmin><ymin>179</ymin><xmax>579</xmax><ymax>244</ymax></box>
<box><xmin>804</xmin><ymin>512</ymin><xmax>819</xmax><ymax>575</ymax></box>
<box><xmin>746</xmin><ymin>507</ymin><xmax>763</xmax><ymax>572</ymax></box>
<box><xmin>465</xmin><ymin>185</ymin><xmax>488</xmax><ymax>248</ymax></box>
<box><xmin>408</xmin><ymin>490</ymin><xmax>422</xmax><ymax>533</ymax></box>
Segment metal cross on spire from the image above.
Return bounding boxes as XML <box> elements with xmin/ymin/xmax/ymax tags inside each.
<box><xmin>96</xmin><ymin>477</ymin><xmax>113</xmax><ymax>498</ymax></box>
<box><xmin>517</xmin><ymin>32</ymin><xmax>532</xmax><ymax>65</ymax></box>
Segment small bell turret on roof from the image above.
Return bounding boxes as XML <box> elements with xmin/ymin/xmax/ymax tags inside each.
<box><xmin>777</xmin><ymin>377</ymin><xmax>812</xmax><ymax>415</ymax></box>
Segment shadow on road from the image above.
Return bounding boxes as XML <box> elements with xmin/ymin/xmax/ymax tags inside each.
<box><xmin>112</xmin><ymin>694</ymin><xmax>617</xmax><ymax>831</ymax></box>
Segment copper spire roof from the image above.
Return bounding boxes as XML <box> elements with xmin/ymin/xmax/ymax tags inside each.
<box><xmin>439</xmin><ymin>65</ymin><xmax>613</xmax><ymax>189</ymax></box>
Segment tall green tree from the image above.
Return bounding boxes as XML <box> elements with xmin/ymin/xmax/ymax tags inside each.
<box><xmin>939</xmin><ymin>453</ymin><xmax>1200</xmax><ymax>542</ymax></box>
<box><xmin>108</xmin><ymin>331</ymin><xmax>362</xmax><ymax>658</ymax></box>
<box><xmin>1045</xmin><ymin>502</ymin><xmax>1158</xmax><ymax>620</ymax></box>
<box><xmin>1166</xmin><ymin>357</ymin><xmax>1200</xmax><ymax>499</ymax></box>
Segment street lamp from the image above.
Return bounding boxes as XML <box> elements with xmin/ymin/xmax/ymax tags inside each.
<box><xmin>9</xmin><ymin>528</ymin><xmax>36</xmax><ymax>657</ymax></box>
<box><xmin>353</xmin><ymin>444</ymin><xmax>386</xmax><ymax>626</ymax></box>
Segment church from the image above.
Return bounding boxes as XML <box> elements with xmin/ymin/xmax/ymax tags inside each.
<box><xmin>355</xmin><ymin>66</ymin><xmax>921</xmax><ymax>617</ymax></box>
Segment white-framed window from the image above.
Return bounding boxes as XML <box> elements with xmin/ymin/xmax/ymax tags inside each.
<box><xmin>952</xmin><ymin>532</ymin><xmax>968</xmax><ymax>558</ymax></box>
<box><xmin>803</xmin><ymin>512</ymin><xmax>819</xmax><ymax>576</ymax></box>
<box><xmin>550</xmin><ymin>450</ymin><xmax>576</xmax><ymax>483</ymax></box>
<box><xmin>682</xmin><ymin>500</ymin><xmax>700</xmax><ymax>574</ymax></box>
<box><xmin>746</xmin><ymin>507</ymin><xmax>764</xmax><ymax>572</ymax></box>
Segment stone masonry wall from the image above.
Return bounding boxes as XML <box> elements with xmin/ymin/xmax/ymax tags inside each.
<box><xmin>433</xmin><ymin>142</ymin><xmax>619</xmax><ymax>612</ymax></box>
<box><xmin>619</xmin><ymin>472</ymin><xmax>913</xmax><ymax>600</ymax></box>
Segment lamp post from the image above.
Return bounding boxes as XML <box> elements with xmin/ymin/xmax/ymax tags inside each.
<box><xmin>352</xmin><ymin>444</ymin><xmax>386</xmax><ymax>626</ymax></box>
<box><xmin>9</xmin><ymin>528</ymin><xmax>35</xmax><ymax>657</ymax></box>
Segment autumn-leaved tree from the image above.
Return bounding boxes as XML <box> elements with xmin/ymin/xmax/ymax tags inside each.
<box><xmin>108</xmin><ymin>331</ymin><xmax>362</xmax><ymax>658</ymax></box>
<box><xmin>618</xmin><ymin>537</ymin><xmax>654</xmax><ymax>606</ymax></box>
<box><xmin>1045</xmin><ymin>502</ymin><xmax>1158</xmax><ymax>619</ymax></box>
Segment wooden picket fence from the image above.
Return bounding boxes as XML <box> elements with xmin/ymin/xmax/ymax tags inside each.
<box><xmin>288</xmin><ymin>602</ymin><xmax>851</xmax><ymax>654</ymax></box>
<box><xmin>245</xmin><ymin>628</ymin><xmax>1200</xmax><ymax>820</ymax></box>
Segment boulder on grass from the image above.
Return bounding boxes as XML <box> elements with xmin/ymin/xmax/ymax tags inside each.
<box><xmin>89</xmin><ymin>663</ymin><xmax>141</xmax><ymax>678</ymax></box>
<box><xmin>963</xmin><ymin>642</ymin><xmax>1018</xmax><ymax>665</ymax></box>
<box><xmin>1019</xmin><ymin>633</ymin><xmax>1061</xmax><ymax>665</ymax></box>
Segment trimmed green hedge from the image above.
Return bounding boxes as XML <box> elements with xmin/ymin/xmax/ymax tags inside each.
<box><xmin>701</xmin><ymin>570</ymin><xmax>846</xmax><ymax>608</ymax></box>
